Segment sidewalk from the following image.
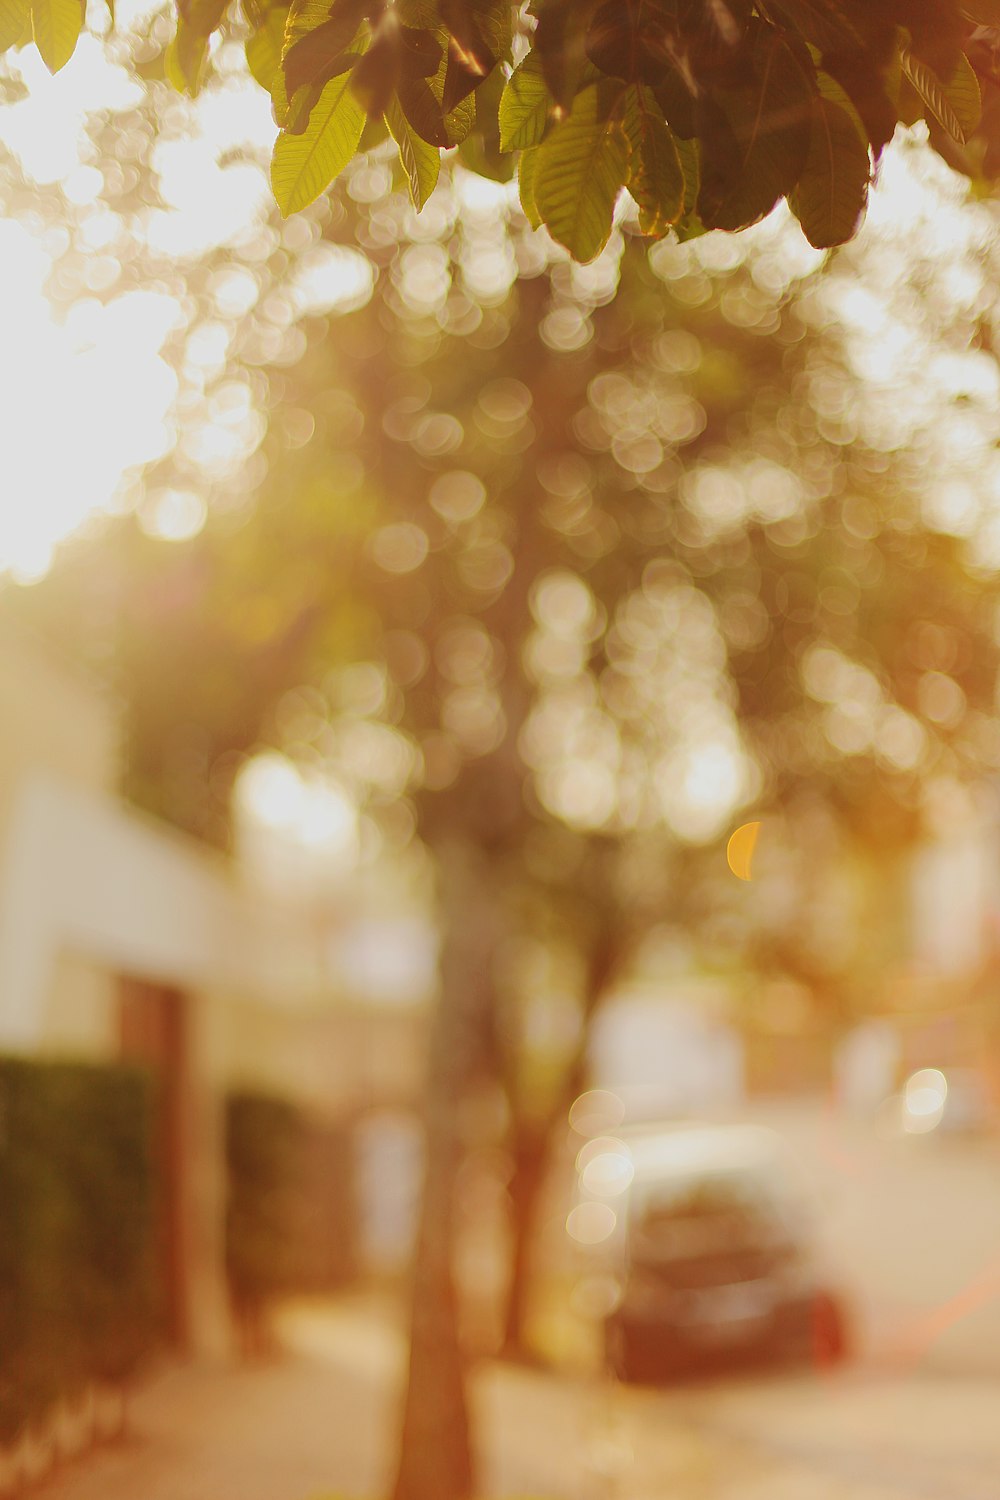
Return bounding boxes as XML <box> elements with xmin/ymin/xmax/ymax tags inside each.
<box><xmin>35</xmin><ymin>1296</ymin><xmax>1000</xmax><ymax>1500</ymax></box>
<box><xmin>30</xmin><ymin>1297</ymin><xmax>707</xmax><ymax>1500</ymax></box>
<box><xmin>35</xmin><ymin>1316</ymin><xmax>397</xmax><ymax>1500</ymax></box>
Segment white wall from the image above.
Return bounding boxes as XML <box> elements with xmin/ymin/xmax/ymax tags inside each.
<box><xmin>912</xmin><ymin>827</ymin><xmax>995</xmax><ymax>977</ymax></box>
<box><xmin>0</xmin><ymin>772</ymin><xmax>329</xmax><ymax>1050</ymax></box>
<box><xmin>0</xmin><ymin>624</ymin><xmax>119</xmax><ymax>820</ymax></box>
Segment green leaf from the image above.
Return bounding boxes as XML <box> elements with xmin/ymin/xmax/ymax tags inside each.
<box><xmin>673</xmin><ymin>213</ymin><xmax>707</xmax><ymax>241</ymax></box>
<box><xmin>896</xmin><ymin>75</ymin><xmax>928</xmax><ymax>129</ymax></box>
<box><xmin>386</xmin><ymin>94</ymin><xmax>441</xmax><ymax>208</ymax></box>
<box><xmin>438</xmin><ymin>0</ymin><xmax>511</xmax><ymax>110</ymax></box>
<box><xmin>397</xmin><ymin>72</ymin><xmax>450</xmax><ymax>146</ymax></box>
<box><xmin>768</xmin><ymin>0</ymin><xmax>895</xmax><ymax>152</ymax></box>
<box><xmin>441</xmin><ymin>49</ymin><xmax>484</xmax><ymax>111</ymax></box>
<box><xmin>674</xmin><ymin>134</ymin><xmax>699</xmax><ymax>217</ymax></box>
<box><xmin>653</xmin><ymin>62</ymin><xmax>696</xmax><ymax>139</ymax></box>
<box><xmin>279</xmin><ymin>15</ymin><xmax>368</xmax><ymax>134</ymax></box>
<box><xmin>906</xmin><ymin>0</ymin><xmax>964</xmax><ymax>79</ymax></box>
<box><xmin>472</xmin><ymin>50</ymin><xmax>505</xmax><ymax>138</ymax></box>
<box><xmin>0</xmin><ymin>0</ymin><xmax>29</xmax><ymax>51</ymax></box>
<box><xmin>348</xmin><ymin>29</ymin><xmax>401</xmax><ymax>117</ymax></box>
<box><xmin>458</xmin><ymin>130</ymin><xmax>517</xmax><ymax>180</ymax></box>
<box><xmin>181</xmin><ymin>0</ymin><xmax>228</xmax><ymax>32</ymax></box>
<box><xmin>586</xmin><ymin>0</ymin><xmax>653</xmax><ymax>82</ymax></box>
<box><xmin>456</xmin><ymin>50</ymin><xmax>512</xmax><ymax>176</ymax></box>
<box><xmin>165</xmin><ymin>17</ymin><xmax>209</xmax><ymax>94</ymax></box>
<box><xmin>164</xmin><ymin>0</ymin><xmax>228</xmax><ymax>93</ymax></box>
<box><xmin>396</xmin><ymin>0</ymin><xmax>436</xmax><ymax>23</ymax></box>
<box><xmin>31</xmin><ymin>0</ymin><xmax>81</xmax><ymax>72</ymax></box>
<box><xmin>283</xmin><ymin>0</ymin><xmax>339</xmax><ymax>53</ymax></box>
<box><xmin>283</xmin><ymin>6</ymin><xmax>364</xmax><ymax>96</ymax></box>
<box><xmin>698</xmin><ymin>26</ymin><xmax>814</xmax><ymax>232</ymax></box>
<box><xmin>270</xmin><ymin>50</ymin><xmax>291</xmax><ymax>121</ymax></box>
<box><xmin>789</xmin><ymin>95</ymin><xmax>870</xmax><ymax>249</ymax></box>
<box><xmin>498</xmin><ymin>51</ymin><xmax>552</xmax><ymax>151</ymax></box>
<box><xmin>622</xmin><ymin>83</ymin><xmax>682</xmax><ymax>237</ymax></box>
<box><xmin>421</xmin><ymin>14</ymin><xmax>477</xmax><ymax>144</ymax></box>
<box><xmin>438</xmin><ymin>0</ymin><xmax>510</xmax><ymax>110</ymax></box>
<box><xmin>358</xmin><ymin>110</ymin><xmax>389</xmax><ymax>151</ymax></box>
<box><xmin>473</xmin><ymin>0</ymin><xmax>513</xmax><ymax>62</ymax></box>
<box><xmin>815</xmin><ymin>68</ymin><xmax>868</xmax><ymax>144</ymax></box>
<box><xmin>518</xmin><ymin>144</ymin><xmax>542</xmax><ymax>227</ymax></box>
<box><xmin>246</xmin><ymin>4</ymin><xmax>288</xmax><ymax>93</ymax></box>
<box><xmin>271</xmin><ymin>70</ymin><xmax>366</xmax><ymax>215</ymax></box>
<box><xmin>901</xmin><ymin>47</ymin><xmax>980</xmax><ymax>144</ymax></box>
<box><xmin>444</xmin><ymin>89</ymin><xmax>477</xmax><ymax>144</ymax></box>
<box><xmin>440</xmin><ymin>0</ymin><xmax>510</xmax><ymax>67</ymax></box>
<box><xmin>443</xmin><ymin>43</ymin><xmax>494</xmax><ymax>149</ymax></box>
<box><xmin>765</xmin><ymin>0</ymin><xmax>868</xmax><ymax>62</ymax></box>
<box><xmin>281</xmin><ymin>0</ymin><xmax>361</xmax><ymax>113</ymax></box>
<box><xmin>285</xmin><ymin>77</ymin><xmax>325</xmax><ymax>132</ymax></box>
<box><xmin>671</xmin><ymin>135</ymin><xmax>705</xmax><ymax>240</ymax></box>
<box><xmin>533</xmin><ymin>83</ymin><xmax>629</xmax><ymax>262</ymax></box>
<box><xmin>531</xmin><ymin>0</ymin><xmax>591</xmax><ymax>109</ymax></box>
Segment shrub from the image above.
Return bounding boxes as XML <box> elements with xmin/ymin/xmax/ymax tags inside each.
<box><xmin>0</xmin><ymin>1057</ymin><xmax>159</xmax><ymax>1444</ymax></box>
<box><xmin>225</xmin><ymin>1091</ymin><xmax>356</xmax><ymax>1313</ymax></box>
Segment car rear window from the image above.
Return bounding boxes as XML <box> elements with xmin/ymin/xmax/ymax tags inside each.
<box><xmin>633</xmin><ymin>1172</ymin><xmax>790</xmax><ymax>1259</ymax></box>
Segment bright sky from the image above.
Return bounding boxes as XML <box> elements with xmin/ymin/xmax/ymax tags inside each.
<box><xmin>0</xmin><ymin>20</ymin><xmax>386</xmax><ymax>581</ymax></box>
<box><xmin>0</xmin><ymin>219</ymin><xmax>180</xmax><ymax>579</ymax></box>
<box><xmin>0</xmin><ymin>13</ymin><xmax>276</xmax><ymax>580</ymax></box>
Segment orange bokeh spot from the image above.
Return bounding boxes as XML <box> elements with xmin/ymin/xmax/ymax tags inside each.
<box><xmin>726</xmin><ymin>820</ymin><xmax>761</xmax><ymax>881</ymax></box>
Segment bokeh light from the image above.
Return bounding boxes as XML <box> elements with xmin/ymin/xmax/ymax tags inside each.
<box><xmin>566</xmin><ymin>1201</ymin><xmax>617</xmax><ymax>1246</ymax></box>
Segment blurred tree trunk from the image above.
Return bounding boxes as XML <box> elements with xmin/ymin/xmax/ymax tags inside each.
<box><xmin>501</xmin><ymin>1126</ymin><xmax>547</xmax><ymax>1357</ymax></box>
<box><xmin>391</xmin><ymin>839</ymin><xmax>499</xmax><ymax>1500</ymax></box>
<box><xmin>499</xmin><ymin>913</ymin><xmax>622</xmax><ymax>1359</ymax></box>
<box><xmin>393</xmin><ymin>312</ymin><xmax>560</xmax><ymax>1491</ymax></box>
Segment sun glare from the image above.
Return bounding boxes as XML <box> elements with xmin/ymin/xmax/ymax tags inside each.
<box><xmin>0</xmin><ymin>221</ymin><xmax>180</xmax><ymax>581</ymax></box>
<box><xmin>0</xmin><ymin>13</ymin><xmax>275</xmax><ymax>587</ymax></box>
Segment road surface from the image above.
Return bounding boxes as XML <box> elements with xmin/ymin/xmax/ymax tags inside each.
<box><xmin>34</xmin><ymin>1100</ymin><xmax>1000</xmax><ymax>1500</ymax></box>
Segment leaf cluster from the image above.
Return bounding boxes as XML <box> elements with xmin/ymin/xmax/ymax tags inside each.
<box><xmin>5</xmin><ymin>1</ymin><xmax>1000</xmax><ymax>256</ymax></box>
<box><xmin>243</xmin><ymin>0</ymin><xmax>1000</xmax><ymax>252</ymax></box>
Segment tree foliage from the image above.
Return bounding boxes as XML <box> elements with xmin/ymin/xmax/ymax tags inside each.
<box><xmin>7</xmin><ymin>1</ymin><xmax>1000</xmax><ymax>258</ymax></box>
<box><xmin>8</xmin><ymin>31</ymin><xmax>1000</xmax><ymax>1494</ymax></box>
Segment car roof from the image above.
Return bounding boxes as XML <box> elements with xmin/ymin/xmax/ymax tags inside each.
<box><xmin>615</xmin><ymin>1122</ymin><xmax>786</xmax><ymax>1185</ymax></box>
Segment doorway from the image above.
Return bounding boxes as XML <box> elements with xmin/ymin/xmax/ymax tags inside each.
<box><xmin>118</xmin><ymin>977</ymin><xmax>192</xmax><ymax>1348</ymax></box>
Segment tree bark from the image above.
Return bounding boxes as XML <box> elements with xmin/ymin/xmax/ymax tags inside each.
<box><xmin>501</xmin><ymin>1129</ymin><xmax>547</xmax><ymax>1357</ymax></box>
<box><xmin>391</xmin><ymin>841</ymin><xmax>499</xmax><ymax>1500</ymax></box>
<box><xmin>497</xmin><ymin>913</ymin><xmax>622</xmax><ymax>1361</ymax></box>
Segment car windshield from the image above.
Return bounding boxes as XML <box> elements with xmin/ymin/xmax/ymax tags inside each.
<box><xmin>631</xmin><ymin>1169</ymin><xmax>793</xmax><ymax>1262</ymax></box>
<box><xmin>604</xmin><ymin>1125</ymin><xmax>812</xmax><ymax>1273</ymax></box>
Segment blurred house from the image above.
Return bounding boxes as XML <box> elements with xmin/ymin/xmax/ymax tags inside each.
<box><xmin>0</xmin><ymin>620</ymin><xmax>426</xmax><ymax>1356</ymax></box>
<box><xmin>834</xmin><ymin>795</ymin><xmax>1000</xmax><ymax>1109</ymax></box>
<box><xmin>0</xmin><ymin>619</ymin><xmax>121</xmax><ymax>1055</ymax></box>
<box><xmin>587</xmin><ymin>793</ymin><xmax>1000</xmax><ymax>1118</ymax></box>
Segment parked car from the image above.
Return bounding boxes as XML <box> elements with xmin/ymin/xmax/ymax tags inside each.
<box><xmin>599</xmin><ymin>1123</ymin><xmax>848</xmax><ymax>1382</ymax></box>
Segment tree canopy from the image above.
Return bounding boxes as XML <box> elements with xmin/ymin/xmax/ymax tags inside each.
<box><xmin>7</xmin><ymin>11</ymin><xmax>1000</xmax><ymax>1491</ymax></box>
<box><xmin>5</xmin><ymin>1</ymin><xmax>1000</xmax><ymax>258</ymax></box>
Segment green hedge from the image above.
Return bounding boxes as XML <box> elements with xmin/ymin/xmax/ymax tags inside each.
<box><xmin>0</xmin><ymin>1058</ymin><xmax>159</xmax><ymax>1444</ymax></box>
<box><xmin>225</xmin><ymin>1091</ymin><xmax>356</xmax><ymax>1310</ymax></box>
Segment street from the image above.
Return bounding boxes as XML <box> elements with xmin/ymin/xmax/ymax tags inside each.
<box><xmin>734</xmin><ymin>1098</ymin><xmax>1000</xmax><ymax>1376</ymax></box>
<box><xmin>32</xmin><ymin>1098</ymin><xmax>1000</xmax><ymax>1500</ymax></box>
